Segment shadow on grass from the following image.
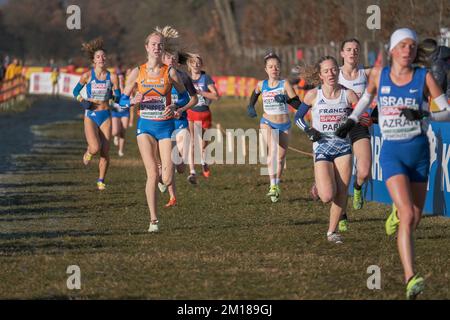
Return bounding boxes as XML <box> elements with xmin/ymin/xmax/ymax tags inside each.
<box><xmin>0</xmin><ymin>229</ymin><xmax>113</xmax><ymax>241</ymax></box>
<box><xmin>0</xmin><ymin>206</ymin><xmax>81</xmax><ymax>216</ymax></box>
<box><xmin>0</xmin><ymin>214</ymin><xmax>88</xmax><ymax>223</ymax></box>
<box><xmin>0</xmin><ymin>193</ymin><xmax>77</xmax><ymax>207</ymax></box>
<box><xmin>0</xmin><ymin>239</ymin><xmax>108</xmax><ymax>256</ymax></box>
<box><xmin>0</xmin><ymin>181</ymin><xmax>80</xmax><ymax>189</ymax></box>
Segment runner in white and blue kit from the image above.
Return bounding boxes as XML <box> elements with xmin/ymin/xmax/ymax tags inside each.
<box><xmin>72</xmin><ymin>38</ymin><xmax>120</xmax><ymax>191</ymax></box>
<box><xmin>336</xmin><ymin>28</ymin><xmax>450</xmax><ymax>299</ymax></box>
<box><xmin>337</xmin><ymin>38</ymin><xmax>374</xmax><ymax>232</ymax></box>
<box><xmin>247</xmin><ymin>52</ymin><xmax>301</xmax><ymax>203</ymax></box>
<box><xmin>295</xmin><ymin>56</ymin><xmax>359</xmax><ymax>244</ymax></box>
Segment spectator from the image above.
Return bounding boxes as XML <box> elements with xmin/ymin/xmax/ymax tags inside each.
<box><xmin>3</xmin><ymin>55</ymin><xmax>10</xmax><ymax>69</ymax></box>
<box><xmin>4</xmin><ymin>58</ymin><xmax>18</xmax><ymax>80</ymax></box>
<box><xmin>51</xmin><ymin>67</ymin><xmax>59</xmax><ymax>99</ymax></box>
<box><xmin>14</xmin><ymin>59</ymin><xmax>23</xmax><ymax>78</ymax></box>
<box><xmin>420</xmin><ymin>38</ymin><xmax>450</xmax><ymax>97</ymax></box>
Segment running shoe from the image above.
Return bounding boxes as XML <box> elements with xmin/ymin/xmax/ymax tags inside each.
<box><xmin>385</xmin><ymin>204</ymin><xmax>400</xmax><ymax>236</ymax></box>
<box><xmin>113</xmin><ymin>136</ymin><xmax>119</xmax><ymax>146</ymax></box>
<box><xmin>158</xmin><ymin>182</ymin><xmax>167</xmax><ymax>193</ymax></box>
<box><xmin>327</xmin><ymin>232</ymin><xmax>343</xmax><ymax>244</ymax></box>
<box><xmin>338</xmin><ymin>218</ymin><xmax>348</xmax><ymax>232</ymax></box>
<box><xmin>187</xmin><ymin>174</ymin><xmax>197</xmax><ymax>185</ymax></box>
<box><xmin>310</xmin><ymin>183</ymin><xmax>319</xmax><ymax>201</ymax></box>
<box><xmin>266</xmin><ymin>185</ymin><xmax>280</xmax><ymax>203</ymax></box>
<box><xmin>83</xmin><ymin>152</ymin><xmax>92</xmax><ymax>166</ymax></box>
<box><xmin>118</xmin><ymin>150</ymin><xmax>124</xmax><ymax>157</ymax></box>
<box><xmin>148</xmin><ymin>220</ymin><xmax>159</xmax><ymax>233</ymax></box>
<box><xmin>176</xmin><ymin>163</ymin><xmax>185</xmax><ymax>174</ymax></box>
<box><xmin>202</xmin><ymin>163</ymin><xmax>210</xmax><ymax>178</ymax></box>
<box><xmin>97</xmin><ymin>181</ymin><xmax>106</xmax><ymax>191</ymax></box>
<box><xmin>165</xmin><ymin>198</ymin><xmax>177</xmax><ymax>208</ymax></box>
<box><xmin>406</xmin><ymin>274</ymin><xmax>424</xmax><ymax>300</ymax></box>
<box><xmin>353</xmin><ymin>187</ymin><xmax>363</xmax><ymax>210</ymax></box>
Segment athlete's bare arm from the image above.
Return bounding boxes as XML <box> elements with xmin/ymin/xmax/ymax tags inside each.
<box><xmin>122</xmin><ymin>67</ymin><xmax>139</xmax><ymax>97</ymax></box>
<box><xmin>303</xmin><ymin>87</ymin><xmax>318</xmax><ymax>106</ymax></box>
<box><xmin>424</xmin><ymin>71</ymin><xmax>444</xmax><ymax>100</ymax></box>
<box><xmin>202</xmin><ymin>84</ymin><xmax>219</xmax><ymax>101</ymax></box>
<box><xmin>346</xmin><ymin>89</ymin><xmax>359</xmax><ymax>106</ymax></box>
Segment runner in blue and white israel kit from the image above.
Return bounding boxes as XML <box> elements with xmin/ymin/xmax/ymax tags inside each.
<box><xmin>336</xmin><ymin>28</ymin><xmax>450</xmax><ymax>299</ymax></box>
<box><xmin>377</xmin><ymin>66</ymin><xmax>430</xmax><ymax>182</ymax></box>
<box><xmin>247</xmin><ymin>52</ymin><xmax>302</xmax><ymax>203</ymax></box>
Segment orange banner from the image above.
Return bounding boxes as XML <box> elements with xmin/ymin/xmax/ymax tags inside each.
<box><xmin>0</xmin><ymin>76</ymin><xmax>27</xmax><ymax>103</ymax></box>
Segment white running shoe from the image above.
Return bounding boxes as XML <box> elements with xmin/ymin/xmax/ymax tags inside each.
<box><xmin>113</xmin><ymin>136</ymin><xmax>119</xmax><ymax>146</ymax></box>
<box><xmin>158</xmin><ymin>182</ymin><xmax>167</xmax><ymax>193</ymax></box>
<box><xmin>327</xmin><ymin>232</ymin><xmax>343</xmax><ymax>244</ymax></box>
<box><xmin>148</xmin><ymin>220</ymin><xmax>159</xmax><ymax>233</ymax></box>
<box><xmin>118</xmin><ymin>150</ymin><xmax>124</xmax><ymax>157</ymax></box>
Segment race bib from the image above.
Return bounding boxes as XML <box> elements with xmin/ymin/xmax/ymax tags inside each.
<box><xmin>379</xmin><ymin>104</ymin><xmax>422</xmax><ymax>140</ymax></box>
<box><xmin>140</xmin><ymin>96</ymin><xmax>167</xmax><ymax>120</ymax></box>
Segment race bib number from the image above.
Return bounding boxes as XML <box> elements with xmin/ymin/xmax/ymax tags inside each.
<box><xmin>140</xmin><ymin>96</ymin><xmax>167</xmax><ymax>120</ymax></box>
<box><xmin>91</xmin><ymin>82</ymin><xmax>110</xmax><ymax>101</ymax></box>
<box><xmin>262</xmin><ymin>91</ymin><xmax>287</xmax><ymax>114</ymax></box>
<box><xmin>380</xmin><ymin>105</ymin><xmax>422</xmax><ymax>139</ymax></box>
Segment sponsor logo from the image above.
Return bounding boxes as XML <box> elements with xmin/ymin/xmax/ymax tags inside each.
<box><xmin>316</xmin><ymin>154</ymin><xmax>326</xmax><ymax>160</ymax></box>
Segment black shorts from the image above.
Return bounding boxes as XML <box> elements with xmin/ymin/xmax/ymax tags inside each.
<box><xmin>349</xmin><ymin>123</ymin><xmax>370</xmax><ymax>144</ymax></box>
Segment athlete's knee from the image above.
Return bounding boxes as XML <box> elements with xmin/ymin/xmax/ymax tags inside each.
<box><xmin>88</xmin><ymin>145</ymin><xmax>101</xmax><ymax>155</ymax></box>
<box><xmin>101</xmin><ymin>144</ymin><xmax>110</xmax><ymax>155</ymax></box>
<box><xmin>319</xmin><ymin>189</ymin><xmax>335</xmax><ymax>204</ymax></box>
<box><xmin>145</xmin><ymin>170</ymin><xmax>159</xmax><ymax>181</ymax></box>
<box><xmin>398</xmin><ymin>208</ymin><xmax>415</xmax><ymax>229</ymax></box>
<box><xmin>357</xmin><ymin>163</ymin><xmax>371</xmax><ymax>181</ymax></box>
<box><xmin>162</xmin><ymin>175</ymin><xmax>173</xmax><ymax>186</ymax></box>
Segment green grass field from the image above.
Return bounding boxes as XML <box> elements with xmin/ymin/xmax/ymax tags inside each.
<box><xmin>0</xmin><ymin>98</ymin><xmax>449</xmax><ymax>299</ymax></box>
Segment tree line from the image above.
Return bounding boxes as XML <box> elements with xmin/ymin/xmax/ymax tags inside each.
<box><xmin>0</xmin><ymin>0</ymin><xmax>448</xmax><ymax>77</ymax></box>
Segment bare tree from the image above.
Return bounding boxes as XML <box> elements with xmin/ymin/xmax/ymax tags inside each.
<box><xmin>214</xmin><ymin>0</ymin><xmax>241</xmax><ymax>55</ymax></box>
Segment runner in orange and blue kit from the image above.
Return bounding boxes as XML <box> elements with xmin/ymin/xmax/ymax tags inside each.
<box><xmin>119</xmin><ymin>27</ymin><xmax>189</xmax><ymax>233</ymax></box>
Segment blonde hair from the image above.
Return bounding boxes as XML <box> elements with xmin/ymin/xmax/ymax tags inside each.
<box><xmin>145</xmin><ymin>25</ymin><xmax>180</xmax><ymax>51</ymax></box>
<box><xmin>81</xmin><ymin>37</ymin><xmax>106</xmax><ymax>61</ymax></box>
<box><xmin>186</xmin><ymin>53</ymin><xmax>203</xmax><ymax>73</ymax></box>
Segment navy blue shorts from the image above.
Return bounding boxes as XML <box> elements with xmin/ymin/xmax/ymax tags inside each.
<box><xmin>314</xmin><ymin>138</ymin><xmax>352</xmax><ymax>162</ymax></box>
<box><xmin>380</xmin><ymin>135</ymin><xmax>430</xmax><ymax>182</ymax></box>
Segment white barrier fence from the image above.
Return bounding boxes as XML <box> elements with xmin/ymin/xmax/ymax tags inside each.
<box><xmin>29</xmin><ymin>72</ymin><xmax>87</xmax><ymax>98</ymax></box>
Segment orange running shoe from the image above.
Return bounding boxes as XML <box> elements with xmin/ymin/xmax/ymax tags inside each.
<box><xmin>165</xmin><ymin>198</ymin><xmax>177</xmax><ymax>208</ymax></box>
<box><xmin>202</xmin><ymin>164</ymin><xmax>210</xmax><ymax>178</ymax></box>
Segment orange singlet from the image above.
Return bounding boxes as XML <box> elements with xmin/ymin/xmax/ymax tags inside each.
<box><xmin>136</xmin><ymin>63</ymin><xmax>173</xmax><ymax>121</ymax></box>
